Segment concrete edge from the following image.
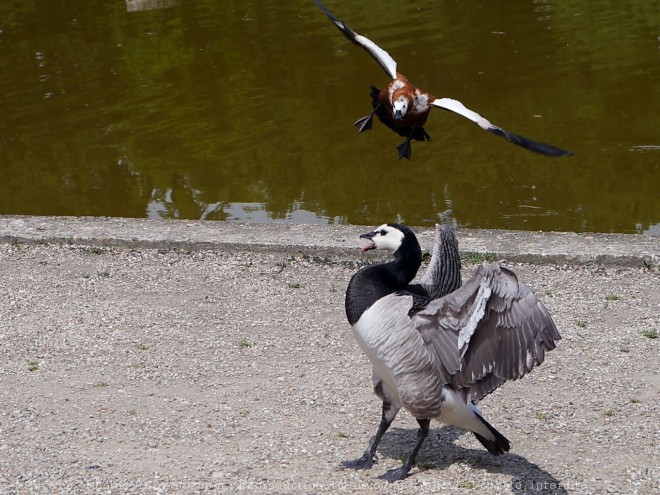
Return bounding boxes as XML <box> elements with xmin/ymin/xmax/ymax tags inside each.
<box><xmin>1</xmin><ymin>215</ymin><xmax>658</xmax><ymax>268</ymax></box>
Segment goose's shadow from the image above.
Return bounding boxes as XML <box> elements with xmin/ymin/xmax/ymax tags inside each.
<box><xmin>373</xmin><ymin>426</ymin><xmax>569</xmax><ymax>494</ymax></box>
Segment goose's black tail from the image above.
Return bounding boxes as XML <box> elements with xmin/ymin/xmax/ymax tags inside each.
<box><xmin>472</xmin><ymin>415</ymin><xmax>510</xmax><ymax>455</ymax></box>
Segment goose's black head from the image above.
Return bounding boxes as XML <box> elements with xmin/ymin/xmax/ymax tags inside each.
<box><xmin>359</xmin><ymin>223</ymin><xmax>420</xmax><ymax>260</ymax></box>
<box><xmin>346</xmin><ymin>223</ymin><xmax>422</xmax><ymax>325</ymax></box>
<box><xmin>360</xmin><ymin>223</ymin><xmax>417</xmax><ymax>253</ymax></box>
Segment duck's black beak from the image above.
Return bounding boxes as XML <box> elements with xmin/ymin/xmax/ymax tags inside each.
<box><xmin>359</xmin><ymin>231</ymin><xmax>377</xmax><ymax>253</ymax></box>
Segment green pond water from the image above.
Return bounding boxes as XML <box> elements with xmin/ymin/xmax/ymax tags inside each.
<box><xmin>1</xmin><ymin>0</ymin><xmax>658</xmax><ymax>233</ymax></box>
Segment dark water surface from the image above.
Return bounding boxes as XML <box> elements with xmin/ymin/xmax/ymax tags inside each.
<box><xmin>1</xmin><ymin>0</ymin><xmax>658</xmax><ymax>233</ymax></box>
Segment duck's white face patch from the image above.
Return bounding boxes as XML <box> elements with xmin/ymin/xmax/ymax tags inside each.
<box><xmin>369</xmin><ymin>224</ymin><xmax>405</xmax><ymax>253</ymax></box>
<box><xmin>392</xmin><ymin>97</ymin><xmax>409</xmax><ymax>119</ymax></box>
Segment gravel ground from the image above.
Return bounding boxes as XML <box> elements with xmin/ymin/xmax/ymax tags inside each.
<box><xmin>0</xmin><ymin>236</ymin><xmax>658</xmax><ymax>494</ymax></box>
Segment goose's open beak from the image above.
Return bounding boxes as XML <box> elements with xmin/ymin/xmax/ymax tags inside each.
<box><xmin>359</xmin><ymin>231</ymin><xmax>376</xmax><ymax>253</ymax></box>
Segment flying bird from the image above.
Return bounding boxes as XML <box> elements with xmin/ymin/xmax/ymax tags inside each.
<box><xmin>344</xmin><ymin>223</ymin><xmax>561</xmax><ymax>482</ymax></box>
<box><xmin>313</xmin><ymin>0</ymin><xmax>573</xmax><ymax>160</ymax></box>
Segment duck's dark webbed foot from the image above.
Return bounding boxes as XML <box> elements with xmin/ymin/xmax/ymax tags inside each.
<box><xmin>354</xmin><ymin>102</ymin><xmax>383</xmax><ymax>134</ymax></box>
<box><xmin>396</xmin><ymin>138</ymin><xmax>413</xmax><ymax>160</ymax></box>
<box><xmin>354</xmin><ymin>114</ymin><xmax>374</xmax><ymax>133</ymax></box>
<box><xmin>397</xmin><ymin>126</ymin><xmax>430</xmax><ymax>160</ymax></box>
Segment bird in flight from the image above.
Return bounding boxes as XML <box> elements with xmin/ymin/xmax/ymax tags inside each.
<box><xmin>313</xmin><ymin>0</ymin><xmax>573</xmax><ymax>160</ymax></box>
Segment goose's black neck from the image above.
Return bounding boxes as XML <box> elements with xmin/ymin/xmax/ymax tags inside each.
<box><xmin>345</xmin><ymin>230</ymin><xmax>422</xmax><ymax>325</ymax></box>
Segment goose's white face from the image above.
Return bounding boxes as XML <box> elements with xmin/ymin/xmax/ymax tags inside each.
<box><xmin>360</xmin><ymin>224</ymin><xmax>405</xmax><ymax>254</ymax></box>
<box><xmin>392</xmin><ymin>97</ymin><xmax>409</xmax><ymax>119</ymax></box>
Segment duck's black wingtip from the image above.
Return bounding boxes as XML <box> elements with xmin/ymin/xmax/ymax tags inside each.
<box><xmin>530</xmin><ymin>144</ymin><xmax>574</xmax><ymax>157</ymax></box>
<box><xmin>313</xmin><ymin>0</ymin><xmax>360</xmax><ymax>45</ymax></box>
<box><xmin>312</xmin><ymin>0</ymin><xmax>334</xmax><ymax>21</ymax></box>
<box><xmin>487</xmin><ymin>126</ymin><xmax>573</xmax><ymax>157</ymax></box>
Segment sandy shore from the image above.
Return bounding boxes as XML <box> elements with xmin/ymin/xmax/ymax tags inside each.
<box><xmin>0</xmin><ymin>216</ymin><xmax>658</xmax><ymax>494</ymax></box>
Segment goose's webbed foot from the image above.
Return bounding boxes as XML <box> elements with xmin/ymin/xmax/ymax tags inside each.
<box><xmin>341</xmin><ymin>452</ymin><xmax>376</xmax><ymax>470</ymax></box>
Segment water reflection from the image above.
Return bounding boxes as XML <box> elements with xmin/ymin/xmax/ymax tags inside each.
<box><xmin>643</xmin><ymin>223</ymin><xmax>660</xmax><ymax>236</ymax></box>
<box><xmin>126</xmin><ymin>0</ymin><xmax>181</xmax><ymax>13</ymax></box>
<box><xmin>0</xmin><ymin>0</ymin><xmax>658</xmax><ymax>233</ymax></box>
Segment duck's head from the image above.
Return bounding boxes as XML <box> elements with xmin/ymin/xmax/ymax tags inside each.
<box><xmin>392</xmin><ymin>97</ymin><xmax>409</xmax><ymax>119</ymax></box>
<box><xmin>359</xmin><ymin>223</ymin><xmax>413</xmax><ymax>254</ymax></box>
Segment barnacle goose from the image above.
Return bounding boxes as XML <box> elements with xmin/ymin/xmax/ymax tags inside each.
<box><xmin>343</xmin><ymin>223</ymin><xmax>561</xmax><ymax>482</ymax></box>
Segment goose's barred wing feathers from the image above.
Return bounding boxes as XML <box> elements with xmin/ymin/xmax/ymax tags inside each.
<box><xmin>414</xmin><ymin>263</ymin><xmax>561</xmax><ymax>402</ymax></box>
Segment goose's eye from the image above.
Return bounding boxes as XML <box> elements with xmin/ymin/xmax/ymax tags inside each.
<box><xmin>379</xmin><ymin>229</ymin><xmax>387</xmax><ymax>236</ymax></box>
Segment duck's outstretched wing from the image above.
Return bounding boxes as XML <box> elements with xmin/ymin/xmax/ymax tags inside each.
<box><xmin>431</xmin><ymin>98</ymin><xmax>573</xmax><ymax>157</ymax></box>
<box><xmin>414</xmin><ymin>263</ymin><xmax>561</xmax><ymax>402</ymax></box>
<box><xmin>314</xmin><ymin>0</ymin><xmax>397</xmax><ymax>79</ymax></box>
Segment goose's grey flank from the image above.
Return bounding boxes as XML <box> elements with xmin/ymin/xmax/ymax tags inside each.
<box><xmin>343</xmin><ymin>223</ymin><xmax>561</xmax><ymax>482</ymax></box>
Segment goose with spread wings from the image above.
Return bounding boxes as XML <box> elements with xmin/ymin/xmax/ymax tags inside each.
<box><xmin>314</xmin><ymin>0</ymin><xmax>573</xmax><ymax>160</ymax></box>
<box><xmin>344</xmin><ymin>223</ymin><xmax>561</xmax><ymax>482</ymax></box>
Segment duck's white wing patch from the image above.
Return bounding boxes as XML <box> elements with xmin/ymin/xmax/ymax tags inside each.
<box><xmin>431</xmin><ymin>98</ymin><xmax>493</xmax><ymax>129</ymax></box>
<box><xmin>353</xmin><ymin>33</ymin><xmax>398</xmax><ymax>79</ymax></box>
<box><xmin>431</xmin><ymin>97</ymin><xmax>573</xmax><ymax>157</ymax></box>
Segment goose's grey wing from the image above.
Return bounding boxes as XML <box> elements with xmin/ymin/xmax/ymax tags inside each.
<box><xmin>419</xmin><ymin>224</ymin><xmax>462</xmax><ymax>299</ymax></box>
<box><xmin>430</xmin><ymin>98</ymin><xmax>573</xmax><ymax>157</ymax></box>
<box><xmin>414</xmin><ymin>263</ymin><xmax>561</xmax><ymax>402</ymax></box>
<box><xmin>314</xmin><ymin>0</ymin><xmax>397</xmax><ymax>79</ymax></box>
